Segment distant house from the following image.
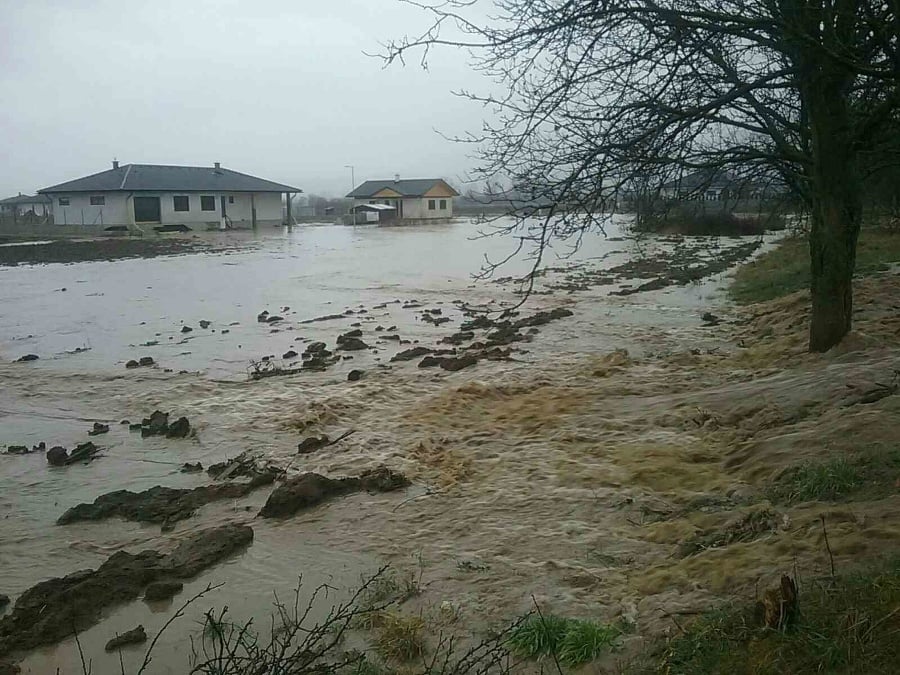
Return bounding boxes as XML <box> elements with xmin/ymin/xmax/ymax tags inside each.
<box><xmin>38</xmin><ymin>162</ymin><xmax>301</xmax><ymax>231</ymax></box>
<box><xmin>0</xmin><ymin>193</ymin><xmax>51</xmax><ymax>218</ymax></box>
<box><xmin>659</xmin><ymin>170</ymin><xmax>739</xmax><ymax>201</ymax></box>
<box><xmin>346</xmin><ymin>177</ymin><xmax>459</xmax><ymax>222</ymax></box>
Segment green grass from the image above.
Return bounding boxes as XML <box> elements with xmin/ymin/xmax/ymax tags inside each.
<box><xmin>637</xmin><ymin>560</ymin><xmax>900</xmax><ymax>675</ymax></box>
<box><xmin>507</xmin><ymin>615</ymin><xmax>622</xmax><ymax>666</ymax></box>
<box><xmin>558</xmin><ymin>619</ymin><xmax>623</xmax><ymax>666</ymax></box>
<box><xmin>769</xmin><ymin>446</ymin><xmax>900</xmax><ymax>504</ymax></box>
<box><xmin>729</xmin><ymin>228</ymin><xmax>900</xmax><ymax>304</ymax></box>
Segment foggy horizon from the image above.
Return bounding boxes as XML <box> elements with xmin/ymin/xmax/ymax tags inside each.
<box><xmin>1</xmin><ymin>0</ymin><xmax>491</xmax><ymax>198</ymax></box>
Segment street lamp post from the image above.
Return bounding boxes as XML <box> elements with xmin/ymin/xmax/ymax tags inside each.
<box><xmin>344</xmin><ymin>164</ymin><xmax>355</xmax><ymax>225</ymax></box>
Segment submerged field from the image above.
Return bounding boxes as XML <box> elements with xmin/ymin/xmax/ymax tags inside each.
<box><xmin>1</xmin><ymin>222</ymin><xmax>899</xmax><ymax>674</ymax></box>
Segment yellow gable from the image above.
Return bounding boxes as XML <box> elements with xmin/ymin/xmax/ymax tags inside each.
<box><xmin>373</xmin><ymin>187</ymin><xmax>403</xmax><ymax>198</ymax></box>
<box><xmin>423</xmin><ymin>181</ymin><xmax>458</xmax><ymax>198</ymax></box>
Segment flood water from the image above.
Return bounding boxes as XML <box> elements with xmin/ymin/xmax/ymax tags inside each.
<box><xmin>0</xmin><ymin>218</ymin><xmax>767</xmax><ymax>673</ymax></box>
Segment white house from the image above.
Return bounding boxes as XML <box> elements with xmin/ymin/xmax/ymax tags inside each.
<box><xmin>346</xmin><ymin>177</ymin><xmax>459</xmax><ymax>222</ymax></box>
<box><xmin>38</xmin><ymin>162</ymin><xmax>301</xmax><ymax>231</ymax></box>
<box><xmin>0</xmin><ymin>193</ymin><xmax>51</xmax><ymax>218</ymax></box>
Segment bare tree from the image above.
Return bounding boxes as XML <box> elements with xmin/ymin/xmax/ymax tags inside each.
<box><xmin>382</xmin><ymin>0</ymin><xmax>900</xmax><ymax>352</ymax></box>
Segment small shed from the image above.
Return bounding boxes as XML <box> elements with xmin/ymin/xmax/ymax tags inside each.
<box><xmin>348</xmin><ymin>202</ymin><xmax>398</xmax><ymax>225</ymax></box>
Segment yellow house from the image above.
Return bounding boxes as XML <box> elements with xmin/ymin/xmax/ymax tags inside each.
<box><xmin>346</xmin><ymin>177</ymin><xmax>459</xmax><ymax>222</ymax></box>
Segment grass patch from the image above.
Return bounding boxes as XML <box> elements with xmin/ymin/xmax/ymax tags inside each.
<box><xmin>507</xmin><ymin>615</ymin><xmax>622</xmax><ymax>666</ymax></box>
<box><xmin>559</xmin><ymin>619</ymin><xmax>623</xmax><ymax>666</ymax></box>
<box><xmin>769</xmin><ymin>446</ymin><xmax>900</xmax><ymax>504</ymax></box>
<box><xmin>641</xmin><ymin>560</ymin><xmax>900</xmax><ymax>674</ymax></box>
<box><xmin>730</xmin><ymin>228</ymin><xmax>900</xmax><ymax>304</ymax></box>
<box><xmin>374</xmin><ymin>612</ymin><xmax>427</xmax><ymax>662</ymax></box>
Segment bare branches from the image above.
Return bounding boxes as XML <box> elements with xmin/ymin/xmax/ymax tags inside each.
<box><xmin>377</xmin><ymin>0</ymin><xmax>898</xmax><ymax>224</ymax></box>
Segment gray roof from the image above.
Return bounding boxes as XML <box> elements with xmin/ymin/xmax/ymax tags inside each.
<box><xmin>351</xmin><ymin>203</ymin><xmax>396</xmax><ymax>211</ymax></box>
<box><xmin>39</xmin><ymin>164</ymin><xmax>301</xmax><ymax>194</ymax></box>
<box><xmin>347</xmin><ymin>178</ymin><xmax>459</xmax><ymax>199</ymax></box>
<box><xmin>0</xmin><ymin>193</ymin><xmax>52</xmax><ymax>206</ymax></box>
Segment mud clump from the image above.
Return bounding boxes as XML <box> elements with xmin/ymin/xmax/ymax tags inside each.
<box><xmin>105</xmin><ymin>625</ymin><xmax>147</xmax><ymax>652</ymax></box>
<box><xmin>392</xmin><ymin>347</ymin><xmax>434</xmax><ymax>362</ymax></box>
<box><xmin>259</xmin><ymin>466</ymin><xmax>409</xmax><ymax>519</ymax></box>
<box><xmin>126</xmin><ymin>356</ymin><xmax>155</xmax><ymax>369</ymax></box>
<box><xmin>45</xmin><ymin>446</ymin><xmax>68</xmax><ymax>466</ymax></box>
<box><xmin>207</xmin><ymin>451</ymin><xmax>278</xmax><ymax>481</ymax></box>
<box><xmin>297</xmin><ymin>435</ymin><xmax>330</xmax><ymax>454</ymax></box>
<box><xmin>0</xmin><ymin>524</ymin><xmax>253</xmax><ymax>658</ymax></box>
<box><xmin>138</xmin><ymin>410</ymin><xmax>191</xmax><ymax>439</ymax></box>
<box><xmin>56</xmin><ymin>474</ymin><xmax>275</xmax><ymax>529</ymax></box>
<box><xmin>336</xmin><ymin>332</ymin><xmax>370</xmax><ymax>351</ymax></box>
<box><xmin>46</xmin><ymin>442</ymin><xmax>99</xmax><ymax>467</ymax></box>
<box><xmin>88</xmin><ymin>422</ymin><xmax>109</xmax><ymax>436</ymax></box>
<box><xmin>144</xmin><ymin>581</ymin><xmax>183</xmax><ymax>602</ymax></box>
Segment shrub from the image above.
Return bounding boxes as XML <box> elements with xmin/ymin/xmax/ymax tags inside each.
<box><xmin>558</xmin><ymin>619</ymin><xmax>623</xmax><ymax>666</ymax></box>
<box><xmin>507</xmin><ymin>614</ymin><xmax>621</xmax><ymax>665</ymax></box>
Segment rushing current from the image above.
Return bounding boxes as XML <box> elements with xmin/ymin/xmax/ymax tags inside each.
<box><xmin>0</xmin><ymin>217</ymin><xmax>766</xmax><ymax>673</ymax></box>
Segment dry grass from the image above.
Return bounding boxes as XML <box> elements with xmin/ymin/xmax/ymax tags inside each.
<box><xmin>373</xmin><ymin>612</ymin><xmax>427</xmax><ymax>662</ymax></box>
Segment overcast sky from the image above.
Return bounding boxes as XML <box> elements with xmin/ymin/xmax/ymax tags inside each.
<box><xmin>1</xmin><ymin>0</ymin><xmax>492</xmax><ymax>197</ymax></box>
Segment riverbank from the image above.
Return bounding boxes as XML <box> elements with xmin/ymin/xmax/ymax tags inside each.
<box><xmin>2</xmin><ymin>223</ymin><xmax>898</xmax><ymax>673</ymax></box>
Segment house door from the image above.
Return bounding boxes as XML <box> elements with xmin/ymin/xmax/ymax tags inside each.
<box><xmin>133</xmin><ymin>196</ymin><xmax>161</xmax><ymax>223</ymax></box>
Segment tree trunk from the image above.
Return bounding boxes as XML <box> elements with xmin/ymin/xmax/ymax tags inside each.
<box><xmin>807</xmin><ymin>165</ymin><xmax>861</xmax><ymax>353</ymax></box>
<box><xmin>805</xmin><ymin>73</ymin><xmax>862</xmax><ymax>353</ymax></box>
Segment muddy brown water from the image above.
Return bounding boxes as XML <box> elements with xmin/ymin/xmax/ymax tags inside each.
<box><xmin>0</xmin><ymin>218</ymin><xmax>773</xmax><ymax>673</ymax></box>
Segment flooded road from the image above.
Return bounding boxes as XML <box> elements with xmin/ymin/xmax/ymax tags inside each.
<box><xmin>0</xmin><ymin>218</ymin><xmax>770</xmax><ymax>672</ymax></box>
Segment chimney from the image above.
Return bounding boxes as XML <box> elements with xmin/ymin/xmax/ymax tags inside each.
<box><xmin>214</xmin><ymin>162</ymin><xmax>221</xmax><ymax>169</ymax></box>
<box><xmin>112</xmin><ymin>159</ymin><xmax>119</xmax><ymax>169</ymax></box>
<box><xmin>394</xmin><ymin>173</ymin><xmax>400</xmax><ymax>183</ymax></box>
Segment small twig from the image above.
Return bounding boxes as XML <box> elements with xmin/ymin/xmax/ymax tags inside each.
<box><xmin>861</xmin><ymin>606</ymin><xmax>900</xmax><ymax>642</ymax></box>
<box><xmin>392</xmin><ymin>486</ymin><xmax>441</xmax><ymax>511</ymax></box>
<box><xmin>821</xmin><ymin>515</ymin><xmax>836</xmax><ymax>579</ymax></box>
<box><xmin>670</xmin><ymin>615</ymin><xmax>688</xmax><ymax>634</ymax></box>
<box><xmin>73</xmin><ymin>624</ymin><xmax>92</xmax><ymax>675</ymax></box>
<box><xmin>324</xmin><ymin>429</ymin><xmax>356</xmax><ymax>447</ymax></box>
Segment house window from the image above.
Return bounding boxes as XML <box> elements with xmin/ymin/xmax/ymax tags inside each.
<box><xmin>228</xmin><ymin>196</ymin><xmax>234</xmax><ymax>204</ymax></box>
<box><xmin>58</xmin><ymin>197</ymin><xmax>70</xmax><ymax>206</ymax></box>
<box><xmin>439</xmin><ymin>199</ymin><xmax>447</xmax><ymax>210</ymax></box>
<box><xmin>173</xmin><ymin>196</ymin><xmax>190</xmax><ymax>212</ymax></box>
<box><xmin>90</xmin><ymin>195</ymin><xmax>105</xmax><ymax>206</ymax></box>
<box><xmin>428</xmin><ymin>199</ymin><xmax>436</xmax><ymax>210</ymax></box>
<box><xmin>200</xmin><ymin>196</ymin><xmax>215</xmax><ymax>211</ymax></box>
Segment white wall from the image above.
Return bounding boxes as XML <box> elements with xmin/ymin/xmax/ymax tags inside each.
<box><xmin>403</xmin><ymin>197</ymin><xmax>453</xmax><ymax>219</ymax></box>
<box><xmin>49</xmin><ymin>192</ymin><xmax>131</xmax><ymax>227</ymax></box>
<box><xmin>48</xmin><ymin>191</ymin><xmax>285</xmax><ymax>229</ymax></box>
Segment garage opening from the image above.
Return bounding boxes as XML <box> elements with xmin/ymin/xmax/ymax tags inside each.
<box><xmin>133</xmin><ymin>196</ymin><xmax>161</xmax><ymax>223</ymax></box>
